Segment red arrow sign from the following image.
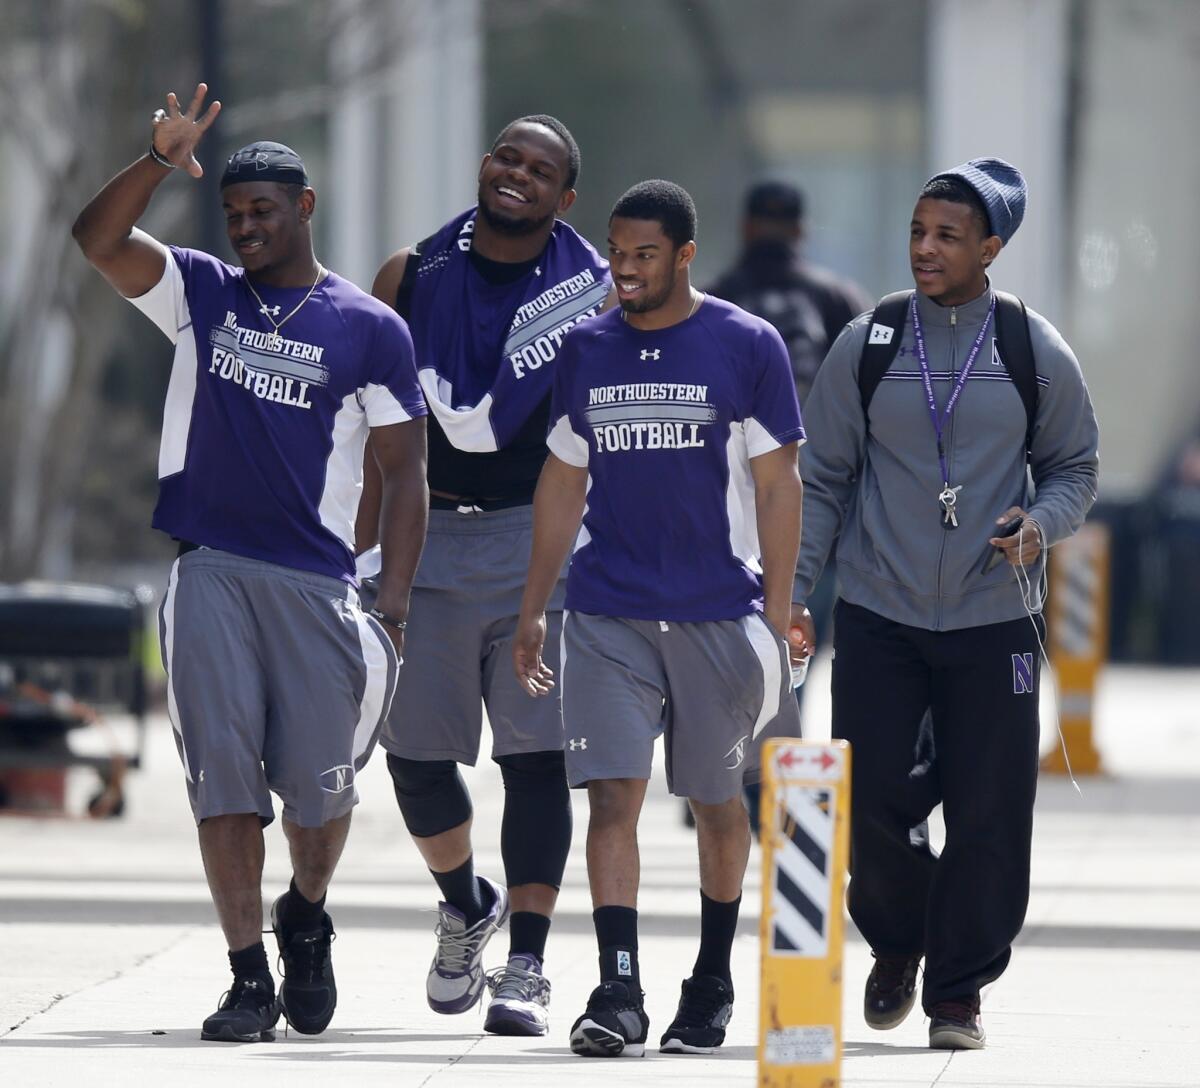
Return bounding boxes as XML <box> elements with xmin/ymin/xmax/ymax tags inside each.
<box><xmin>776</xmin><ymin>747</ymin><xmax>838</xmax><ymax>772</ymax></box>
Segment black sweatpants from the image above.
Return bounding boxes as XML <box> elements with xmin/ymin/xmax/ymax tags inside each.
<box><xmin>831</xmin><ymin>600</ymin><xmax>1042</xmax><ymax>1010</ymax></box>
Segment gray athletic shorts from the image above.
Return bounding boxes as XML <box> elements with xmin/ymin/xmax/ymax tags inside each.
<box><xmin>561</xmin><ymin>611</ymin><xmax>801</xmax><ymax>804</ymax></box>
<box><xmin>159</xmin><ymin>549</ymin><xmax>399</xmax><ymax>828</ymax></box>
<box><xmin>371</xmin><ymin>505</ymin><xmax>566</xmax><ymax>764</ymax></box>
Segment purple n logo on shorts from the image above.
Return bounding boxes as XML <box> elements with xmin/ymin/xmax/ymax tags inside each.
<box><xmin>1012</xmin><ymin>653</ymin><xmax>1034</xmax><ymax>694</ymax></box>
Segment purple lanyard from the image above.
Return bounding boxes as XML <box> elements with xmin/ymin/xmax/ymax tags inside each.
<box><xmin>909</xmin><ymin>294</ymin><xmax>995</xmax><ymax>487</ymax></box>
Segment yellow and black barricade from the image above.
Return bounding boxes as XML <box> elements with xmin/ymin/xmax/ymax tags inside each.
<box><xmin>1043</xmin><ymin>521</ymin><xmax>1109</xmax><ymax>775</ymax></box>
<box><xmin>758</xmin><ymin>739</ymin><xmax>851</xmax><ymax>1088</ymax></box>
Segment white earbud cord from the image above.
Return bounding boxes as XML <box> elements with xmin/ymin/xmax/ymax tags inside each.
<box><xmin>1013</xmin><ymin>522</ymin><xmax>1082</xmax><ymax>795</ymax></box>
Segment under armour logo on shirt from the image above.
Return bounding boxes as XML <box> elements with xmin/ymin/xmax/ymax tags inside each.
<box><xmin>569</xmin><ymin>737</ymin><xmax>588</xmax><ymax>751</ymax></box>
<box><xmin>640</xmin><ymin>348</ymin><xmax>661</xmax><ymax>361</ymax></box>
<box><xmin>259</xmin><ymin>303</ymin><xmax>282</xmax><ymax>318</ymax></box>
<box><xmin>868</xmin><ymin>323</ymin><xmax>894</xmax><ymax>345</ymax></box>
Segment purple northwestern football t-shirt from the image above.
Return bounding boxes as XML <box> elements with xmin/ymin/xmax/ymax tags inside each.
<box><xmin>548</xmin><ymin>296</ymin><xmax>805</xmax><ymax>621</ymax></box>
<box><xmin>127</xmin><ymin>241</ymin><xmax>427</xmax><ymax>583</ymax></box>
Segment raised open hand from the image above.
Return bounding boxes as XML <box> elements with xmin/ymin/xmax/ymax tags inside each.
<box><xmin>150</xmin><ymin>83</ymin><xmax>221</xmax><ymax>178</ymax></box>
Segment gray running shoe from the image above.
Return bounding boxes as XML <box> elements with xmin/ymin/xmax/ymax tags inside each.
<box><xmin>426</xmin><ymin>877</ymin><xmax>510</xmax><ymax>1014</ymax></box>
<box><xmin>928</xmin><ymin>995</ymin><xmax>986</xmax><ymax>1050</ymax></box>
<box><xmin>484</xmin><ymin>953</ymin><xmax>552</xmax><ymax>1036</ymax></box>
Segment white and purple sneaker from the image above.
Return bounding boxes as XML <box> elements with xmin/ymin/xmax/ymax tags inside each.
<box><xmin>426</xmin><ymin>877</ymin><xmax>510</xmax><ymax>1014</ymax></box>
<box><xmin>484</xmin><ymin>953</ymin><xmax>552</xmax><ymax>1036</ymax></box>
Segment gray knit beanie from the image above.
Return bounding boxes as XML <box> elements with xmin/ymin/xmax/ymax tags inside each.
<box><xmin>928</xmin><ymin>157</ymin><xmax>1027</xmax><ymax>244</ymax></box>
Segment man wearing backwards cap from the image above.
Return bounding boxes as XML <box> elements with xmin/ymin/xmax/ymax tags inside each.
<box><xmin>790</xmin><ymin>158</ymin><xmax>1098</xmax><ymax>1049</ymax></box>
<box><xmin>72</xmin><ymin>84</ymin><xmax>429</xmax><ymax>1042</ymax></box>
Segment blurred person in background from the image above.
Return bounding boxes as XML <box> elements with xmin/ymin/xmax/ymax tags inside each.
<box><xmin>357</xmin><ymin>115</ymin><xmax>611</xmax><ymax>1037</ymax></box>
<box><xmin>1150</xmin><ymin>431</ymin><xmax>1200</xmax><ymax>662</ymax></box>
<box><xmin>708</xmin><ymin>181</ymin><xmax>871</xmax><ymax>832</ymax></box>
<box><xmin>791</xmin><ymin>158</ymin><xmax>1099</xmax><ymax>1050</ymax></box>
<box><xmin>71</xmin><ymin>85</ymin><xmax>428</xmax><ymax>1042</ymax></box>
<box><xmin>515</xmin><ymin>180</ymin><xmax>803</xmax><ymax>1058</ymax></box>
<box><xmin>708</xmin><ymin>181</ymin><xmax>871</xmax><ymax>408</ymax></box>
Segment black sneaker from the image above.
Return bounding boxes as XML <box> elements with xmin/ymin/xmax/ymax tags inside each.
<box><xmin>569</xmin><ymin>980</ymin><xmax>649</xmax><ymax>1058</ymax></box>
<box><xmin>659</xmin><ymin>974</ymin><xmax>734</xmax><ymax>1054</ymax></box>
<box><xmin>864</xmin><ymin>952</ymin><xmax>921</xmax><ymax>1029</ymax></box>
<box><xmin>929</xmin><ymin>994</ymin><xmax>986</xmax><ymax>1050</ymax></box>
<box><xmin>200</xmin><ymin>975</ymin><xmax>279</xmax><ymax>1042</ymax></box>
<box><xmin>271</xmin><ymin>895</ymin><xmax>337</xmax><ymax>1035</ymax></box>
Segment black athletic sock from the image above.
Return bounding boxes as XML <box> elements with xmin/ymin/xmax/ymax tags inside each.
<box><xmin>280</xmin><ymin>877</ymin><xmax>326</xmax><ymax>932</ymax></box>
<box><xmin>594</xmin><ymin>905</ymin><xmax>640</xmax><ymax>991</ymax></box>
<box><xmin>509</xmin><ymin>911</ymin><xmax>551</xmax><ymax>962</ymax></box>
<box><xmin>692</xmin><ymin>891</ymin><xmax>741</xmax><ymax>985</ymax></box>
<box><xmin>432</xmin><ymin>856</ymin><xmax>489</xmax><ymax>925</ymax></box>
<box><xmin>229</xmin><ymin>941</ymin><xmax>272</xmax><ymax>985</ymax></box>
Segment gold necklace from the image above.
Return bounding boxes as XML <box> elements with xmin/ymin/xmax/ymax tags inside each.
<box><xmin>243</xmin><ymin>263</ymin><xmax>325</xmax><ymax>349</ymax></box>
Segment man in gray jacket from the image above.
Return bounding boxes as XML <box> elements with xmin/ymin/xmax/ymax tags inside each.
<box><xmin>791</xmin><ymin>158</ymin><xmax>1098</xmax><ymax>1050</ymax></box>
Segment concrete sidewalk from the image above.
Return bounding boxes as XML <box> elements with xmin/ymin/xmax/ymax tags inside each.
<box><xmin>3</xmin><ymin>661</ymin><xmax>1199</xmax><ymax>1087</ymax></box>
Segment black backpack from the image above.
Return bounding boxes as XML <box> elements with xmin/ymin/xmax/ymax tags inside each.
<box><xmin>857</xmin><ymin>290</ymin><xmax>1038</xmax><ymax>459</ymax></box>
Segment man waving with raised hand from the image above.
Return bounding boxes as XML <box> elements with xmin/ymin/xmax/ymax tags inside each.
<box><xmin>73</xmin><ymin>84</ymin><xmax>428</xmax><ymax>1042</ymax></box>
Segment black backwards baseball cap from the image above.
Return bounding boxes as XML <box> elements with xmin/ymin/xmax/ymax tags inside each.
<box><xmin>219</xmin><ymin>141</ymin><xmax>309</xmax><ymax>190</ymax></box>
<box><xmin>745</xmin><ymin>180</ymin><xmax>805</xmax><ymax>222</ymax></box>
<box><xmin>927</xmin><ymin>157</ymin><xmax>1027</xmax><ymax>244</ymax></box>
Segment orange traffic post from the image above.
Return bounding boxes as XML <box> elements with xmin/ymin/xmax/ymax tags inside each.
<box><xmin>758</xmin><ymin>739</ymin><xmax>851</xmax><ymax>1088</ymax></box>
<box><xmin>1043</xmin><ymin>521</ymin><xmax>1109</xmax><ymax>775</ymax></box>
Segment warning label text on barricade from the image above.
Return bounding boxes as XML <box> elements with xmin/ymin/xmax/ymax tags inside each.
<box><xmin>764</xmin><ymin>1025</ymin><xmax>835</xmax><ymax>1065</ymax></box>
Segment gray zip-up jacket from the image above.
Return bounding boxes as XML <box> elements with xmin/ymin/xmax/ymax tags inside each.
<box><xmin>794</xmin><ymin>284</ymin><xmax>1099</xmax><ymax>631</ymax></box>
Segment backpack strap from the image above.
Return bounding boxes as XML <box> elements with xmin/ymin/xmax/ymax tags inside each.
<box><xmin>857</xmin><ymin>290</ymin><xmax>913</xmax><ymax>418</ymax></box>
<box><xmin>992</xmin><ymin>291</ymin><xmax>1038</xmax><ymax>460</ymax></box>
<box><xmin>858</xmin><ymin>288</ymin><xmax>1038</xmax><ymax>460</ymax></box>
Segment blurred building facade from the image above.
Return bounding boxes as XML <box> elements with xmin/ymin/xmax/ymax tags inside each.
<box><xmin>2</xmin><ymin>0</ymin><xmax>1198</xmax><ymax>658</ymax></box>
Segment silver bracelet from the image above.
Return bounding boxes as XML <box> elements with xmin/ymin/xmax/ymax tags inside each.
<box><xmin>148</xmin><ymin>143</ymin><xmax>176</xmax><ymax>169</ymax></box>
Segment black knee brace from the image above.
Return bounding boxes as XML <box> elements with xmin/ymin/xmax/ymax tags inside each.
<box><xmin>495</xmin><ymin>750</ymin><xmax>572</xmax><ymax>889</ymax></box>
<box><xmin>386</xmin><ymin>753</ymin><xmax>472</xmax><ymax>838</ymax></box>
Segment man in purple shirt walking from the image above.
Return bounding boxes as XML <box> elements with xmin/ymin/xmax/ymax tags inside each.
<box><xmin>72</xmin><ymin>84</ymin><xmax>428</xmax><ymax>1043</ymax></box>
<box><xmin>515</xmin><ymin>180</ymin><xmax>805</xmax><ymax>1058</ymax></box>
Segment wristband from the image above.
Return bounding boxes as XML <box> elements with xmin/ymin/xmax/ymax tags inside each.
<box><xmin>368</xmin><ymin>607</ymin><xmax>407</xmax><ymax>631</ymax></box>
<box><xmin>148</xmin><ymin>143</ymin><xmax>177</xmax><ymax>169</ymax></box>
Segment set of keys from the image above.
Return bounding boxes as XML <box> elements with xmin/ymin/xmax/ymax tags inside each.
<box><xmin>938</xmin><ymin>484</ymin><xmax>962</xmax><ymax>529</ymax></box>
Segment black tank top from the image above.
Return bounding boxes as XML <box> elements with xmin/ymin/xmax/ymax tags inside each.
<box><xmin>397</xmin><ymin>243</ymin><xmax>550</xmax><ymax>504</ymax></box>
